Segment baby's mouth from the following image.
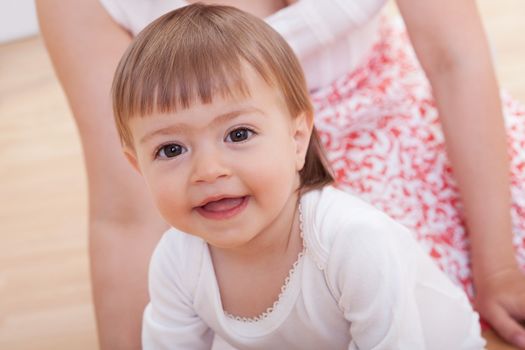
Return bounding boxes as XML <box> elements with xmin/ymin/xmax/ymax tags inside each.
<box><xmin>196</xmin><ymin>196</ymin><xmax>249</xmax><ymax>220</ymax></box>
<box><xmin>201</xmin><ymin>197</ymin><xmax>245</xmax><ymax>212</ymax></box>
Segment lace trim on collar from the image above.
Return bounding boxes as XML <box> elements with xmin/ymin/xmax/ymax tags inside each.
<box><xmin>224</xmin><ymin>204</ymin><xmax>305</xmax><ymax>323</ymax></box>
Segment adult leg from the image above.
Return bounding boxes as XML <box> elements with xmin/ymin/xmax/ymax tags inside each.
<box><xmin>36</xmin><ymin>1</ymin><xmax>168</xmax><ymax>348</ymax></box>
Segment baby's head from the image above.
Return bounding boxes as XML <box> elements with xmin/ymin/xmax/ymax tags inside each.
<box><xmin>112</xmin><ymin>4</ymin><xmax>334</xmax><ymax>246</ymax></box>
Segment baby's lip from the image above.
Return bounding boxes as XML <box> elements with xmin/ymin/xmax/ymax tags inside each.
<box><xmin>196</xmin><ymin>194</ymin><xmax>242</xmax><ymax>208</ymax></box>
<box><xmin>195</xmin><ymin>195</ymin><xmax>249</xmax><ymax>220</ymax></box>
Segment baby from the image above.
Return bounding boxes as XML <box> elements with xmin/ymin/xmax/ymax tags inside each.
<box><xmin>112</xmin><ymin>4</ymin><xmax>485</xmax><ymax>349</ymax></box>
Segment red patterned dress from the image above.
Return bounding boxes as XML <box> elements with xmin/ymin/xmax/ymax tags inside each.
<box><xmin>311</xmin><ymin>18</ymin><xmax>525</xmax><ymax>300</ymax></box>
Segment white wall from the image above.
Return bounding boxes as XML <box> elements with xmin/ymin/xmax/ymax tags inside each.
<box><xmin>0</xmin><ymin>0</ymin><xmax>39</xmax><ymax>44</ymax></box>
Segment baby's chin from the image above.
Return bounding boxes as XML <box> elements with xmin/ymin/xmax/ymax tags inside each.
<box><xmin>168</xmin><ymin>222</ymin><xmax>252</xmax><ymax>250</ymax></box>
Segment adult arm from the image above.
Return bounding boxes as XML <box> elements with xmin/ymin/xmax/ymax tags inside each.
<box><xmin>36</xmin><ymin>1</ymin><xmax>167</xmax><ymax>348</ymax></box>
<box><xmin>395</xmin><ymin>0</ymin><xmax>525</xmax><ymax>347</ymax></box>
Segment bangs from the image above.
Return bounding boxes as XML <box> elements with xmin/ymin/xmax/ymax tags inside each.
<box><xmin>115</xmin><ymin>20</ymin><xmax>271</xmax><ymax>115</ymax></box>
<box><xmin>113</xmin><ymin>5</ymin><xmax>281</xmax><ymax>146</ymax></box>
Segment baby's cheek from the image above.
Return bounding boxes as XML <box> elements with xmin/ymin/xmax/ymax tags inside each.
<box><xmin>149</xmin><ymin>181</ymin><xmax>184</xmax><ymax>224</ymax></box>
<box><xmin>246</xmin><ymin>150</ymin><xmax>297</xmax><ymax>190</ymax></box>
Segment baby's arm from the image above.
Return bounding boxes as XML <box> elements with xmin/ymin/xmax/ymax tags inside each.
<box><xmin>143</xmin><ymin>234</ymin><xmax>213</xmax><ymax>349</ymax></box>
<box><xmin>327</xmin><ymin>217</ymin><xmax>485</xmax><ymax>349</ymax></box>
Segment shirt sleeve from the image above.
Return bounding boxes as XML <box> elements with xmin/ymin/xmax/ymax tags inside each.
<box><xmin>98</xmin><ymin>0</ymin><xmax>131</xmax><ymax>31</ymax></box>
<box><xmin>265</xmin><ymin>0</ymin><xmax>386</xmax><ymax>60</ymax></box>
<box><xmin>98</xmin><ymin>0</ymin><xmax>188</xmax><ymax>35</ymax></box>
<box><xmin>142</xmin><ymin>234</ymin><xmax>213</xmax><ymax>350</ymax></box>
<box><xmin>325</xmin><ymin>215</ymin><xmax>485</xmax><ymax>349</ymax></box>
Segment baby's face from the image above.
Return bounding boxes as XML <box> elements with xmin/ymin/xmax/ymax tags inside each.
<box><xmin>125</xmin><ymin>69</ymin><xmax>311</xmax><ymax>250</ymax></box>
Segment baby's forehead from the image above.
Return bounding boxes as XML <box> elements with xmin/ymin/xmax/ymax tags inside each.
<box><xmin>127</xmin><ymin>88</ymin><xmax>291</xmax><ymax>147</ymax></box>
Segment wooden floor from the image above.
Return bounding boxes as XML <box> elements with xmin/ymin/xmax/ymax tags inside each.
<box><xmin>0</xmin><ymin>1</ymin><xmax>523</xmax><ymax>349</ymax></box>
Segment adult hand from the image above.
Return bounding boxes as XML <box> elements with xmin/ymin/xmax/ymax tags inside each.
<box><xmin>474</xmin><ymin>266</ymin><xmax>525</xmax><ymax>349</ymax></box>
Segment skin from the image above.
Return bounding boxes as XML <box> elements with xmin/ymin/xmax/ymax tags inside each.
<box><xmin>35</xmin><ymin>0</ymin><xmax>525</xmax><ymax>348</ymax></box>
<box><xmin>36</xmin><ymin>1</ymin><xmax>163</xmax><ymax>348</ymax></box>
<box><xmin>125</xmin><ymin>67</ymin><xmax>313</xmax><ymax>318</ymax></box>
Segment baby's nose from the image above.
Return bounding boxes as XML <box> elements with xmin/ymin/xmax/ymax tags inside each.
<box><xmin>190</xmin><ymin>147</ymin><xmax>231</xmax><ymax>184</ymax></box>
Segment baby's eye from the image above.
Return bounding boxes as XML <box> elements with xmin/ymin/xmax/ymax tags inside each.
<box><xmin>156</xmin><ymin>143</ymin><xmax>185</xmax><ymax>159</ymax></box>
<box><xmin>225</xmin><ymin>128</ymin><xmax>254</xmax><ymax>143</ymax></box>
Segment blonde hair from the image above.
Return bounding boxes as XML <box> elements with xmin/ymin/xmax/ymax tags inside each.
<box><xmin>112</xmin><ymin>3</ymin><xmax>334</xmax><ymax>190</ymax></box>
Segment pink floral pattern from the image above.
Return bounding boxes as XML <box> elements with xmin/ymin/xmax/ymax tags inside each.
<box><xmin>311</xmin><ymin>18</ymin><xmax>525</xmax><ymax>301</ymax></box>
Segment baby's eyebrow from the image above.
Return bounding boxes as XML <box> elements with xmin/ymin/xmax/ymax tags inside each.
<box><xmin>139</xmin><ymin>107</ymin><xmax>263</xmax><ymax>144</ymax></box>
<box><xmin>212</xmin><ymin>107</ymin><xmax>263</xmax><ymax>126</ymax></box>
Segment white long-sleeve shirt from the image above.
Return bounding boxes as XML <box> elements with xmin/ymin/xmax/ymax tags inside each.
<box><xmin>143</xmin><ymin>186</ymin><xmax>485</xmax><ymax>349</ymax></box>
<box><xmin>98</xmin><ymin>0</ymin><xmax>386</xmax><ymax>90</ymax></box>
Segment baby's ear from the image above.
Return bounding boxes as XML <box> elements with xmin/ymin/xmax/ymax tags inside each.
<box><xmin>123</xmin><ymin>147</ymin><xmax>142</xmax><ymax>174</ymax></box>
<box><xmin>292</xmin><ymin>111</ymin><xmax>314</xmax><ymax>171</ymax></box>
